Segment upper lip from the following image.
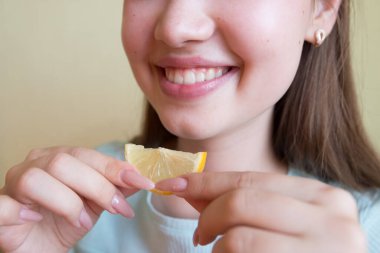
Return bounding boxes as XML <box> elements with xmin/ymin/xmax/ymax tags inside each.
<box><xmin>155</xmin><ymin>56</ymin><xmax>233</xmax><ymax>69</ymax></box>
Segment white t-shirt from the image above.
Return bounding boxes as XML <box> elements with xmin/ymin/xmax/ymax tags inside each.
<box><xmin>72</xmin><ymin>190</ymin><xmax>212</xmax><ymax>253</ymax></box>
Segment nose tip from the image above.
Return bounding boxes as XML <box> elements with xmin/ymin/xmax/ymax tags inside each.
<box><xmin>154</xmin><ymin>4</ymin><xmax>215</xmax><ymax>48</ymax></box>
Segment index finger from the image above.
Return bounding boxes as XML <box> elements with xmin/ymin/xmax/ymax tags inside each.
<box><xmin>155</xmin><ymin>171</ymin><xmax>352</xmax><ymax>211</ymax></box>
<box><xmin>155</xmin><ymin>172</ymin><xmax>248</xmax><ymax>211</ymax></box>
<box><xmin>156</xmin><ymin>171</ymin><xmax>289</xmax><ymax>200</ymax></box>
<box><xmin>28</xmin><ymin>146</ymin><xmax>155</xmax><ymax>190</ymax></box>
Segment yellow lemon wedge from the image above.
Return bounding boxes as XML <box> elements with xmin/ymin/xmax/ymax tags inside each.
<box><xmin>125</xmin><ymin>143</ymin><xmax>207</xmax><ymax>195</ymax></box>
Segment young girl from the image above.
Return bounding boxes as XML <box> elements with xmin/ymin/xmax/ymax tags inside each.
<box><xmin>1</xmin><ymin>0</ymin><xmax>379</xmax><ymax>252</ymax></box>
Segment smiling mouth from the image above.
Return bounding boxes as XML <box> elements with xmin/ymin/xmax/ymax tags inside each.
<box><xmin>162</xmin><ymin>67</ymin><xmax>232</xmax><ymax>85</ymax></box>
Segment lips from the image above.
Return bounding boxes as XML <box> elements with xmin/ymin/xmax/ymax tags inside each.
<box><xmin>156</xmin><ymin>66</ymin><xmax>237</xmax><ymax>99</ymax></box>
<box><xmin>154</xmin><ymin>56</ymin><xmax>237</xmax><ymax>99</ymax></box>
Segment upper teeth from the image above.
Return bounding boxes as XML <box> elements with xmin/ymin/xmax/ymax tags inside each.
<box><xmin>165</xmin><ymin>67</ymin><xmax>229</xmax><ymax>85</ymax></box>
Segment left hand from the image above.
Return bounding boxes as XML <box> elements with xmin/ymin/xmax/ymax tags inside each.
<box><xmin>156</xmin><ymin>171</ymin><xmax>367</xmax><ymax>253</ymax></box>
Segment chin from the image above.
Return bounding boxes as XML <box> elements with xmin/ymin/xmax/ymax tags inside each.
<box><xmin>159</xmin><ymin>114</ymin><xmax>218</xmax><ymax>141</ymax></box>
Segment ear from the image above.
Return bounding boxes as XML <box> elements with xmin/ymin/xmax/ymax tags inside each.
<box><xmin>305</xmin><ymin>0</ymin><xmax>342</xmax><ymax>45</ymax></box>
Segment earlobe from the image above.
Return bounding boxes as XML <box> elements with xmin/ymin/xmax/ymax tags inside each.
<box><xmin>305</xmin><ymin>0</ymin><xmax>342</xmax><ymax>46</ymax></box>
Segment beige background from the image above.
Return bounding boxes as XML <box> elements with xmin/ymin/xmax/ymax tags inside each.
<box><xmin>1</xmin><ymin>0</ymin><xmax>379</xmax><ymax>187</ymax></box>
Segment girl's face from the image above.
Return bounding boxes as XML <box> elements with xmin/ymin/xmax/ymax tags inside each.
<box><xmin>122</xmin><ymin>0</ymin><xmax>314</xmax><ymax>140</ymax></box>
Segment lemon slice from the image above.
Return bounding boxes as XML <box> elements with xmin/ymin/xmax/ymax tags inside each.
<box><xmin>125</xmin><ymin>144</ymin><xmax>207</xmax><ymax>194</ymax></box>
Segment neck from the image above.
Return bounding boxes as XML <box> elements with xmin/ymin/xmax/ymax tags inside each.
<box><xmin>152</xmin><ymin>108</ymin><xmax>287</xmax><ymax>219</ymax></box>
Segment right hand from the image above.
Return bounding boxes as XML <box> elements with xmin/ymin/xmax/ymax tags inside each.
<box><xmin>0</xmin><ymin>146</ymin><xmax>155</xmax><ymax>253</ymax></box>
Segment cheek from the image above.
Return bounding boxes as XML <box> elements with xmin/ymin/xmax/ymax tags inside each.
<box><xmin>224</xmin><ymin>3</ymin><xmax>309</xmax><ymax>64</ymax></box>
<box><xmin>121</xmin><ymin>2</ymin><xmax>159</xmax><ymax>65</ymax></box>
<box><xmin>220</xmin><ymin>2</ymin><xmax>310</xmax><ymax>105</ymax></box>
<box><xmin>122</xmin><ymin>7</ymin><xmax>142</xmax><ymax>57</ymax></box>
<box><xmin>122</xmin><ymin>8</ymin><xmax>156</xmax><ymax>93</ymax></box>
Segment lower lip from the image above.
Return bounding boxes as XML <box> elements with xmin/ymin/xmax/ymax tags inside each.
<box><xmin>158</xmin><ymin>68</ymin><xmax>238</xmax><ymax>99</ymax></box>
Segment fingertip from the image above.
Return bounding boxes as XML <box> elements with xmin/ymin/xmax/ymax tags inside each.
<box><xmin>111</xmin><ymin>193</ymin><xmax>135</xmax><ymax>218</ymax></box>
<box><xmin>0</xmin><ymin>196</ymin><xmax>43</xmax><ymax>225</ymax></box>
<box><xmin>79</xmin><ymin>209</ymin><xmax>93</xmax><ymax>231</ymax></box>
<box><xmin>19</xmin><ymin>208</ymin><xmax>44</xmax><ymax>222</ymax></box>
<box><xmin>193</xmin><ymin>226</ymin><xmax>214</xmax><ymax>247</ymax></box>
<box><xmin>193</xmin><ymin>227</ymin><xmax>200</xmax><ymax>247</ymax></box>
<box><xmin>155</xmin><ymin>177</ymin><xmax>188</xmax><ymax>193</ymax></box>
<box><xmin>121</xmin><ymin>170</ymin><xmax>155</xmax><ymax>190</ymax></box>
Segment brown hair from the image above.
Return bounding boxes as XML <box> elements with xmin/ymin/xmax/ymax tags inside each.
<box><xmin>137</xmin><ymin>0</ymin><xmax>380</xmax><ymax>190</ymax></box>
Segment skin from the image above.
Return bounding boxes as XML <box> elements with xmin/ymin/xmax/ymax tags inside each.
<box><xmin>0</xmin><ymin>147</ymin><xmax>154</xmax><ymax>252</ymax></box>
<box><xmin>156</xmin><ymin>172</ymin><xmax>366</xmax><ymax>252</ymax></box>
<box><xmin>123</xmin><ymin>0</ymin><xmax>367</xmax><ymax>252</ymax></box>
<box><xmin>0</xmin><ymin>0</ymin><xmax>367</xmax><ymax>252</ymax></box>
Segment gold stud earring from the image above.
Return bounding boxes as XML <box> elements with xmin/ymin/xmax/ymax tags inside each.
<box><xmin>314</xmin><ymin>29</ymin><xmax>326</xmax><ymax>47</ymax></box>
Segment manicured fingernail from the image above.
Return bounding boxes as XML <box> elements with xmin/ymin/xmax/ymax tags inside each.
<box><xmin>121</xmin><ymin>170</ymin><xmax>155</xmax><ymax>190</ymax></box>
<box><xmin>79</xmin><ymin>209</ymin><xmax>93</xmax><ymax>231</ymax></box>
<box><xmin>112</xmin><ymin>193</ymin><xmax>135</xmax><ymax>218</ymax></box>
<box><xmin>19</xmin><ymin>208</ymin><xmax>43</xmax><ymax>222</ymax></box>
<box><xmin>156</xmin><ymin>177</ymin><xmax>188</xmax><ymax>192</ymax></box>
<box><xmin>193</xmin><ymin>227</ymin><xmax>199</xmax><ymax>247</ymax></box>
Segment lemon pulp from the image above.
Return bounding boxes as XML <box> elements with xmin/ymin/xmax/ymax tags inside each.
<box><xmin>125</xmin><ymin>144</ymin><xmax>207</xmax><ymax>194</ymax></box>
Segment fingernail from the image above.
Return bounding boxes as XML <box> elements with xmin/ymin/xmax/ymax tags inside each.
<box><xmin>79</xmin><ymin>209</ymin><xmax>93</xmax><ymax>231</ymax></box>
<box><xmin>193</xmin><ymin>227</ymin><xmax>199</xmax><ymax>247</ymax></box>
<box><xmin>19</xmin><ymin>208</ymin><xmax>43</xmax><ymax>222</ymax></box>
<box><xmin>121</xmin><ymin>170</ymin><xmax>155</xmax><ymax>190</ymax></box>
<box><xmin>112</xmin><ymin>193</ymin><xmax>135</xmax><ymax>218</ymax></box>
<box><xmin>156</xmin><ymin>177</ymin><xmax>188</xmax><ymax>192</ymax></box>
